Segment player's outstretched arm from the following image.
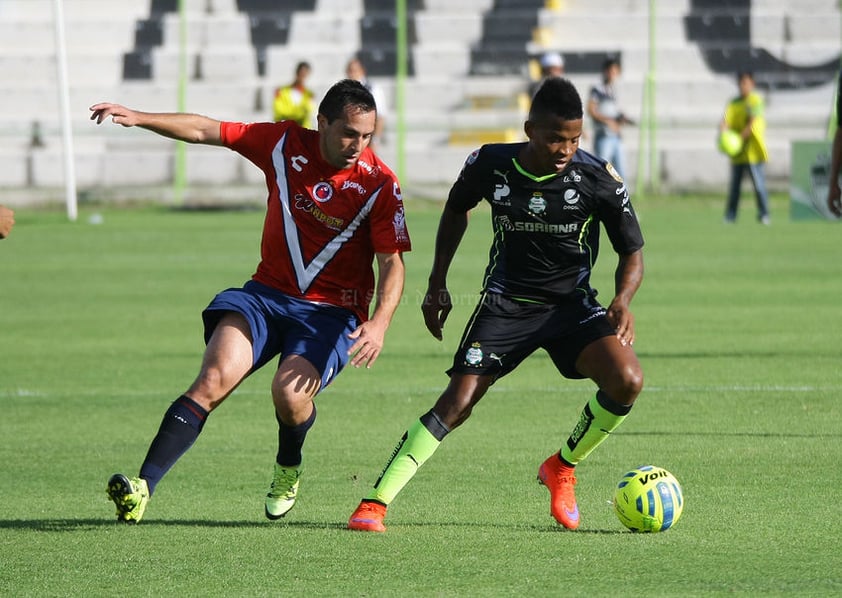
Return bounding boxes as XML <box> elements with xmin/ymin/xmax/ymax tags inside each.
<box><xmin>89</xmin><ymin>103</ymin><xmax>223</xmax><ymax>146</ymax></box>
<box><xmin>606</xmin><ymin>249</ymin><xmax>644</xmax><ymax>347</ymax></box>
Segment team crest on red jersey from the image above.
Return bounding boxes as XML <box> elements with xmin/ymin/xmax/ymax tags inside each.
<box><xmin>312</xmin><ymin>181</ymin><xmax>333</xmax><ymax>202</ymax></box>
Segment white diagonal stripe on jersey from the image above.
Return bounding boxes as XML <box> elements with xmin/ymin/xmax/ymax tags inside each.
<box><xmin>273</xmin><ymin>134</ymin><xmax>380</xmax><ymax>294</ymax></box>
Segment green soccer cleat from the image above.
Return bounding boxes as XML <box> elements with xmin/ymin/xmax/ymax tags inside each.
<box><xmin>106</xmin><ymin>473</ymin><xmax>149</xmax><ymax>524</ymax></box>
<box><xmin>265</xmin><ymin>463</ymin><xmax>301</xmax><ymax>520</ymax></box>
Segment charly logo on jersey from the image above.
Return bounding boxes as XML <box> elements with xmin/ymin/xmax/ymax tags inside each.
<box><xmin>606</xmin><ymin>162</ymin><xmax>624</xmax><ymax>183</ymax></box>
<box><xmin>528</xmin><ymin>193</ymin><xmax>547</xmax><ymax>215</ymax></box>
<box><xmin>312</xmin><ymin>181</ymin><xmax>334</xmax><ymax>203</ymax></box>
<box><xmin>464</xmin><ymin>342</ymin><xmax>483</xmax><ymax>366</ymax></box>
<box><xmin>492</xmin><ymin>169</ymin><xmax>511</xmax><ymax>204</ymax></box>
<box><xmin>563</xmin><ymin>169</ymin><xmax>582</xmax><ymax>183</ymax></box>
<box><xmin>291</xmin><ymin>155</ymin><xmax>308</xmax><ymax>172</ymax></box>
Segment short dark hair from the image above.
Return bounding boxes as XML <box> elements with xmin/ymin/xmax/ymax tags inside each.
<box><xmin>529</xmin><ymin>77</ymin><xmax>583</xmax><ymax>122</ymax></box>
<box><xmin>737</xmin><ymin>70</ymin><xmax>754</xmax><ymax>82</ymax></box>
<box><xmin>318</xmin><ymin>79</ymin><xmax>376</xmax><ymax>123</ymax></box>
<box><xmin>602</xmin><ymin>57</ymin><xmax>621</xmax><ymax>71</ymax></box>
<box><xmin>295</xmin><ymin>61</ymin><xmax>311</xmax><ymax>74</ymax></box>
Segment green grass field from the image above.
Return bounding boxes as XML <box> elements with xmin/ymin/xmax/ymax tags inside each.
<box><xmin>1</xmin><ymin>193</ymin><xmax>840</xmax><ymax>596</ymax></box>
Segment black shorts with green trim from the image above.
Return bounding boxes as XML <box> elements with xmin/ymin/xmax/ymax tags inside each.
<box><xmin>447</xmin><ymin>291</ymin><xmax>615</xmax><ymax>381</ymax></box>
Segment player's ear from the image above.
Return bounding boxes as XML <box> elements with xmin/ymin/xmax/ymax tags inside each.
<box><xmin>316</xmin><ymin>114</ymin><xmax>327</xmax><ymax>131</ymax></box>
<box><xmin>523</xmin><ymin>120</ymin><xmax>534</xmax><ymax>140</ymax></box>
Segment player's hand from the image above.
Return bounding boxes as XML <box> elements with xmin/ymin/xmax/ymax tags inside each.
<box><xmin>347</xmin><ymin>319</ymin><xmax>388</xmax><ymax>369</ymax></box>
<box><xmin>422</xmin><ymin>286</ymin><xmax>452</xmax><ymax>341</ymax></box>
<box><xmin>606</xmin><ymin>300</ymin><xmax>635</xmax><ymax>347</ymax></box>
<box><xmin>89</xmin><ymin>103</ymin><xmax>140</xmax><ymax>127</ymax></box>
<box><xmin>828</xmin><ymin>182</ymin><xmax>842</xmax><ymax>218</ymax></box>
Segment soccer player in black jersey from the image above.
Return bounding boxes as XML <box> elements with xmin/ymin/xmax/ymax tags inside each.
<box><xmin>349</xmin><ymin>77</ymin><xmax>645</xmax><ymax>532</ymax></box>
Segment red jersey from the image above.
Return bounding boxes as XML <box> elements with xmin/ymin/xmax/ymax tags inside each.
<box><xmin>220</xmin><ymin>120</ymin><xmax>411</xmax><ymax>322</ymax></box>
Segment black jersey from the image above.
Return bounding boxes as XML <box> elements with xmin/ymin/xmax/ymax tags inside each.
<box><xmin>446</xmin><ymin>143</ymin><xmax>644</xmax><ymax>303</ymax></box>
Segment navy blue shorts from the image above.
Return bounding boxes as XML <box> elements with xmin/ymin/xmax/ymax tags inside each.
<box><xmin>448</xmin><ymin>291</ymin><xmax>616</xmax><ymax>380</ymax></box>
<box><xmin>202</xmin><ymin>280</ymin><xmax>359</xmax><ymax>390</ymax></box>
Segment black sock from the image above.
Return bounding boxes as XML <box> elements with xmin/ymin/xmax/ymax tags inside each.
<box><xmin>139</xmin><ymin>395</ymin><xmax>208</xmax><ymax>495</ymax></box>
<box><xmin>275</xmin><ymin>403</ymin><xmax>317</xmax><ymax>466</ymax></box>
<box><xmin>420</xmin><ymin>409</ymin><xmax>451</xmax><ymax>441</ymax></box>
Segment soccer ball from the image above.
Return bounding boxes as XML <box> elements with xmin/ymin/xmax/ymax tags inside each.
<box><xmin>613</xmin><ymin>465</ymin><xmax>684</xmax><ymax>532</ymax></box>
<box><xmin>718</xmin><ymin>129</ymin><xmax>743</xmax><ymax>157</ymax></box>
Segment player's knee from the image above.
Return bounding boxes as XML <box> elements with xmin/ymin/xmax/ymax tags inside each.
<box><xmin>618</xmin><ymin>364</ymin><xmax>644</xmax><ymax>404</ymax></box>
<box><xmin>432</xmin><ymin>398</ymin><xmax>472</xmax><ymax>430</ymax></box>
<box><xmin>272</xmin><ymin>395</ymin><xmax>315</xmax><ymax>426</ymax></box>
<box><xmin>187</xmin><ymin>368</ymin><xmax>228</xmax><ymax>410</ymax></box>
<box><xmin>604</xmin><ymin>364</ymin><xmax>643</xmax><ymax>406</ymax></box>
<box><xmin>435</xmin><ymin>376</ymin><xmax>490</xmax><ymax>428</ymax></box>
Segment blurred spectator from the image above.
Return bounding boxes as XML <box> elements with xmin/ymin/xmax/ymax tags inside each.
<box><xmin>273</xmin><ymin>61</ymin><xmax>316</xmax><ymax>127</ymax></box>
<box><xmin>346</xmin><ymin>57</ymin><xmax>387</xmax><ymax>149</ymax></box>
<box><xmin>587</xmin><ymin>58</ymin><xmax>634</xmax><ymax>179</ymax></box>
<box><xmin>0</xmin><ymin>205</ymin><xmax>14</xmax><ymax>239</ymax></box>
<box><xmin>719</xmin><ymin>70</ymin><xmax>770</xmax><ymax>224</ymax></box>
<box><xmin>529</xmin><ymin>51</ymin><xmax>565</xmax><ymax>98</ymax></box>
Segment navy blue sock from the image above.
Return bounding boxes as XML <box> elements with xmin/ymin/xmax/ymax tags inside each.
<box><xmin>139</xmin><ymin>395</ymin><xmax>208</xmax><ymax>496</ymax></box>
<box><xmin>275</xmin><ymin>403</ymin><xmax>317</xmax><ymax>467</ymax></box>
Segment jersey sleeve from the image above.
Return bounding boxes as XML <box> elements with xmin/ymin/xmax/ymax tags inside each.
<box><xmin>368</xmin><ymin>176</ymin><xmax>412</xmax><ymax>254</ymax></box>
<box><xmin>445</xmin><ymin>148</ymin><xmax>486</xmax><ymax>213</ymax></box>
<box><xmin>220</xmin><ymin>120</ymin><xmax>291</xmax><ymax>170</ymax></box>
<box><xmin>595</xmin><ymin>163</ymin><xmax>644</xmax><ymax>255</ymax></box>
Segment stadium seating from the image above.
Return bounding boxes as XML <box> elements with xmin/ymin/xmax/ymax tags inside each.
<box><xmin>0</xmin><ymin>0</ymin><xmax>839</xmax><ymax>196</ymax></box>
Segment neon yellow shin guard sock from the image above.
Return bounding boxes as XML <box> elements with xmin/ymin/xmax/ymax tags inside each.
<box><xmin>560</xmin><ymin>391</ymin><xmax>632</xmax><ymax>466</ymax></box>
<box><xmin>366</xmin><ymin>416</ymin><xmax>444</xmax><ymax>505</ymax></box>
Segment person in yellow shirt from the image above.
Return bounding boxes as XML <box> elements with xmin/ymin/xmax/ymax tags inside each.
<box><xmin>720</xmin><ymin>71</ymin><xmax>770</xmax><ymax>224</ymax></box>
<box><xmin>273</xmin><ymin>61</ymin><xmax>315</xmax><ymax>127</ymax></box>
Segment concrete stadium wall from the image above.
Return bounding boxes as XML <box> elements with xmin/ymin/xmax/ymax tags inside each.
<box><xmin>0</xmin><ymin>0</ymin><xmax>839</xmax><ymax>205</ymax></box>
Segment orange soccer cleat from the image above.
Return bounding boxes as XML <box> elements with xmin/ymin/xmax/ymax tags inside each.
<box><xmin>537</xmin><ymin>453</ymin><xmax>580</xmax><ymax>530</ymax></box>
<box><xmin>347</xmin><ymin>500</ymin><xmax>387</xmax><ymax>533</ymax></box>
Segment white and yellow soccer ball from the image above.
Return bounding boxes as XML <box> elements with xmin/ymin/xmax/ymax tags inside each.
<box><xmin>613</xmin><ymin>465</ymin><xmax>684</xmax><ymax>532</ymax></box>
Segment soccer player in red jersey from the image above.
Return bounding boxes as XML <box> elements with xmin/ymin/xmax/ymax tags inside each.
<box><xmin>349</xmin><ymin>77</ymin><xmax>644</xmax><ymax>532</ymax></box>
<box><xmin>90</xmin><ymin>79</ymin><xmax>411</xmax><ymax>523</ymax></box>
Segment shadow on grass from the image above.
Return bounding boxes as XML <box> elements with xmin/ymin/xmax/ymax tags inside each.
<box><xmin>395</xmin><ymin>521</ymin><xmax>623</xmax><ymax>535</ymax></box>
<box><xmin>0</xmin><ymin>518</ymin><xmax>344</xmax><ymax>531</ymax></box>
<box><xmin>618</xmin><ymin>431</ymin><xmax>841</xmax><ymax>438</ymax></box>
<box><xmin>636</xmin><ymin>350</ymin><xmax>841</xmax><ymax>359</ymax></box>
<box><xmin>0</xmin><ymin>518</ymin><xmax>624</xmax><ymax>534</ymax></box>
